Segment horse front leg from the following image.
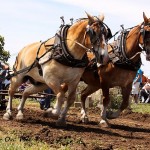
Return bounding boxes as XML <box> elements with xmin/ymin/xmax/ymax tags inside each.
<box><xmin>45</xmin><ymin>90</ymin><xmax>66</xmax><ymax>119</ymax></box>
<box><xmin>80</xmin><ymin>85</ymin><xmax>99</xmax><ymax>123</ymax></box>
<box><xmin>56</xmin><ymin>83</ymin><xmax>78</xmax><ymax>126</ymax></box>
<box><xmin>16</xmin><ymin>84</ymin><xmax>48</xmax><ymax>120</ymax></box>
<box><xmin>99</xmin><ymin>87</ymin><xmax>110</xmax><ymax>127</ymax></box>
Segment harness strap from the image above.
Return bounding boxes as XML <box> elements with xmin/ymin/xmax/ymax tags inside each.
<box><xmin>52</xmin><ymin>25</ymin><xmax>88</xmax><ymax>68</ymax></box>
<box><xmin>108</xmin><ymin>29</ymin><xmax>142</xmax><ymax>71</ymax></box>
<box><xmin>7</xmin><ymin>61</ymin><xmax>38</xmax><ymax>78</ymax></box>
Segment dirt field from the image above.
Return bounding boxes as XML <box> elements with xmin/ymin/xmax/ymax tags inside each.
<box><xmin>0</xmin><ymin>106</ymin><xmax>150</xmax><ymax>150</ymax></box>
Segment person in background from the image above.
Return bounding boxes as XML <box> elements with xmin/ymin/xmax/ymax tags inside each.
<box><xmin>39</xmin><ymin>88</ymin><xmax>55</xmax><ymax>110</ymax></box>
<box><xmin>141</xmin><ymin>74</ymin><xmax>148</xmax><ymax>88</ymax></box>
<box><xmin>140</xmin><ymin>77</ymin><xmax>150</xmax><ymax>103</ymax></box>
<box><xmin>0</xmin><ymin>61</ymin><xmax>9</xmax><ymax>90</ymax></box>
<box><xmin>131</xmin><ymin>68</ymin><xmax>143</xmax><ymax>104</ymax></box>
<box><xmin>18</xmin><ymin>81</ymin><xmax>30</xmax><ymax>92</ymax></box>
<box><xmin>0</xmin><ymin>62</ymin><xmax>9</xmax><ymax>108</ymax></box>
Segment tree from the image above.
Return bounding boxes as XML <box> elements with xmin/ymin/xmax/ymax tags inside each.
<box><xmin>0</xmin><ymin>35</ymin><xmax>10</xmax><ymax>62</ymax></box>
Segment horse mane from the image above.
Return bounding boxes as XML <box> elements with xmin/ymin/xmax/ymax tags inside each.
<box><xmin>127</xmin><ymin>25</ymin><xmax>141</xmax><ymax>39</ymax></box>
<box><xmin>76</xmin><ymin>18</ymin><xmax>88</xmax><ymax>21</ymax></box>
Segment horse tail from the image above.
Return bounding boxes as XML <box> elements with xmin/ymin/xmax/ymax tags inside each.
<box><xmin>8</xmin><ymin>51</ymin><xmax>26</xmax><ymax>79</ymax></box>
<box><xmin>13</xmin><ymin>54</ymin><xmax>19</xmax><ymax>73</ymax></box>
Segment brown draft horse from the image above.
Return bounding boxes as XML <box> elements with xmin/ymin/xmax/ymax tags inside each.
<box><xmin>80</xmin><ymin>12</ymin><xmax>150</xmax><ymax>127</ymax></box>
<box><xmin>3</xmin><ymin>13</ymin><xmax>111</xmax><ymax>126</ymax></box>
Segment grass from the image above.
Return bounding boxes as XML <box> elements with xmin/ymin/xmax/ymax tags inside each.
<box><xmin>0</xmin><ymin>131</ymin><xmax>50</xmax><ymax>150</ymax></box>
<box><xmin>110</xmin><ymin>94</ymin><xmax>150</xmax><ymax>114</ymax></box>
<box><xmin>131</xmin><ymin>103</ymin><xmax>150</xmax><ymax>114</ymax></box>
<box><xmin>11</xmin><ymin>97</ymin><xmax>56</xmax><ymax>108</ymax></box>
<box><xmin>11</xmin><ymin>97</ymin><xmax>39</xmax><ymax>106</ymax></box>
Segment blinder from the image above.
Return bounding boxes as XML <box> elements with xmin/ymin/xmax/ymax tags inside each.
<box><xmin>140</xmin><ymin>23</ymin><xmax>150</xmax><ymax>54</ymax></box>
<box><xmin>86</xmin><ymin>25</ymin><xmax>96</xmax><ymax>44</ymax></box>
<box><xmin>106</xmin><ymin>27</ymin><xmax>113</xmax><ymax>41</ymax></box>
<box><xmin>86</xmin><ymin>18</ymin><xmax>111</xmax><ymax>65</ymax></box>
<box><xmin>93</xmin><ymin>16</ymin><xmax>113</xmax><ymax>41</ymax></box>
<box><xmin>86</xmin><ymin>20</ymin><xmax>112</xmax><ymax>44</ymax></box>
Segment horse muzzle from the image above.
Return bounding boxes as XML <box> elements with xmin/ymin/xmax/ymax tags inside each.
<box><xmin>100</xmin><ymin>48</ymin><xmax>109</xmax><ymax>65</ymax></box>
<box><xmin>95</xmin><ymin>48</ymin><xmax>109</xmax><ymax>65</ymax></box>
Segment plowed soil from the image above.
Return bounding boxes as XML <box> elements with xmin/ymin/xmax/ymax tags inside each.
<box><xmin>0</xmin><ymin>106</ymin><xmax>150</xmax><ymax>150</ymax></box>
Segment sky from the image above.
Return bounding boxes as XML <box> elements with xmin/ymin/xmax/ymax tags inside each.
<box><xmin>0</xmin><ymin>0</ymin><xmax>150</xmax><ymax>77</ymax></box>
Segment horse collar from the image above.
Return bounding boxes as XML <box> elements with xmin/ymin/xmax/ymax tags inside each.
<box><xmin>52</xmin><ymin>25</ymin><xmax>88</xmax><ymax>68</ymax></box>
<box><xmin>109</xmin><ymin>30</ymin><xmax>142</xmax><ymax>71</ymax></box>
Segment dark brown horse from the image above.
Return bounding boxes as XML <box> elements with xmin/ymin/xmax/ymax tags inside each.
<box><xmin>80</xmin><ymin>12</ymin><xmax>150</xmax><ymax>127</ymax></box>
<box><xmin>3</xmin><ymin>13</ymin><xmax>111</xmax><ymax>126</ymax></box>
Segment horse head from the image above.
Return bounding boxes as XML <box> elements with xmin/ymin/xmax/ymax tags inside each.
<box><xmin>86</xmin><ymin>12</ymin><xmax>112</xmax><ymax>65</ymax></box>
<box><xmin>139</xmin><ymin>12</ymin><xmax>150</xmax><ymax>61</ymax></box>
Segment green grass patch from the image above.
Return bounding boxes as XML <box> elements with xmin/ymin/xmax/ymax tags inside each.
<box><xmin>131</xmin><ymin>103</ymin><xmax>150</xmax><ymax>114</ymax></box>
<box><xmin>11</xmin><ymin>97</ymin><xmax>55</xmax><ymax>109</ymax></box>
<box><xmin>0</xmin><ymin>131</ymin><xmax>50</xmax><ymax>150</ymax></box>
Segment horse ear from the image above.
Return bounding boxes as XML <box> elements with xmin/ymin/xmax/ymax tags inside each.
<box><xmin>85</xmin><ymin>11</ymin><xmax>95</xmax><ymax>25</ymax></box>
<box><xmin>143</xmin><ymin>12</ymin><xmax>148</xmax><ymax>23</ymax></box>
<box><xmin>98</xmin><ymin>13</ymin><xmax>105</xmax><ymax>22</ymax></box>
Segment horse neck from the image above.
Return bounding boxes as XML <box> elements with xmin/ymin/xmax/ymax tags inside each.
<box><xmin>125</xmin><ymin>25</ymin><xmax>142</xmax><ymax>62</ymax></box>
<box><xmin>66</xmin><ymin>21</ymin><xmax>90</xmax><ymax>59</ymax></box>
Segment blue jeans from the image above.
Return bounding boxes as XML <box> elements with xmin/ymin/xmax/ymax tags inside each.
<box><xmin>0</xmin><ymin>82</ymin><xmax>2</xmax><ymax>90</ymax></box>
<box><xmin>39</xmin><ymin>88</ymin><xmax>54</xmax><ymax>109</ymax></box>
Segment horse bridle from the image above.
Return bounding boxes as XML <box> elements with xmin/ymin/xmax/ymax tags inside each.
<box><xmin>86</xmin><ymin>19</ymin><xmax>112</xmax><ymax>44</ymax></box>
<box><xmin>140</xmin><ymin>22</ymin><xmax>150</xmax><ymax>54</ymax></box>
<box><xmin>86</xmin><ymin>18</ymin><xmax>112</xmax><ymax>64</ymax></box>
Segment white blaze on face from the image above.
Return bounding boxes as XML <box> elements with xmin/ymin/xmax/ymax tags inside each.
<box><xmin>97</xmin><ymin>34</ymin><xmax>109</xmax><ymax>65</ymax></box>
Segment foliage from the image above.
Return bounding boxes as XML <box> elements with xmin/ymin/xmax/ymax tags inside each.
<box><xmin>109</xmin><ymin>94</ymin><xmax>122</xmax><ymax>110</ymax></box>
<box><xmin>0</xmin><ymin>35</ymin><xmax>10</xmax><ymax>62</ymax></box>
<box><xmin>107</xmin><ymin>87</ymin><xmax>150</xmax><ymax>114</ymax></box>
<box><xmin>108</xmin><ymin>87</ymin><xmax>122</xmax><ymax>110</ymax></box>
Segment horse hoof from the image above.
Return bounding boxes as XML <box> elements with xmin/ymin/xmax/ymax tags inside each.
<box><xmin>81</xmin><ymin>117</ymin><xmax>89</xmax><ymax>124</ymax></box>
<box><xmin>43</xmin><ymin>108</ymin><xmax>59</xmax><ymax>119</ymax></box>
<box><xmin>3</xmin><ymin>112</ymin><xmax>12</xmax><ymax>120</ymax></box>
<box><xmin>106</xmin><ymin>111</ymin><xmax>118</xmax><ymax>119</ymax></box>
<box><xmin>16</xmin><ymin>114</ymin><xmax>24</xmax><ymax>120</ymax></box>
<box><xmin>56</xmin><ymin>118</ymin><xmax>67</xmax><ymax>127</ymax></box>
<box><xmin>99</xmin><ymin>120</ymin><xmax>110</xmax><ymax>128</ymax></box>
<box><xmin>106</xmin><ymin>110</ymin><xmax>113</xmax><ymax>118</ymax></box>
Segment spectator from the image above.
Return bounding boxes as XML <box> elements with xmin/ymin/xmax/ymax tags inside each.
<box><xmin>140</xmin><ymin>77</ymin><xmax>150</xmax><ymax>103</ymax></box>
<box><xmin>39</xmin><ymin>88</ymin><xmax>55</xmax><ymax>110</ymax></box>
<box><xmin>131</xmin><ymin>68</ymin><xmax>143</xmax><ymax>104</ymax></box>
<box><xmin>18</xmin><ymin>82</ymin><xmax>28</xmax><ymax>92</ymax></box>
<box><xmin>0</xmin><ymin>61</ymin><xmax>9</xmax><ymax>90</ymax></box>
<box><xmin>141</xmin><ymin>74</ymin><xmax>148</xmax><ymax>88</ymax></box>
<box><xmin>0</xmin><ymin>62</ymin><xmax>9</xmax><ymax>108</ymax></box>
